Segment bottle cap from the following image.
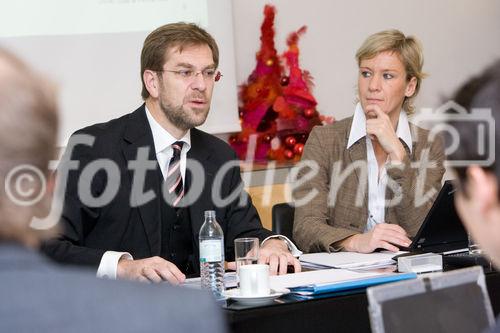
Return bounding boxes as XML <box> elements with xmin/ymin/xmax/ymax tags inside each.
<box><xmin>204</xmin><ymin>210</ymin><xmax>216</xmax><ymax>218</ymax></box>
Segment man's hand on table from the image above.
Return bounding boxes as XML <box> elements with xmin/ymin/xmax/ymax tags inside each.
<box><xmin>258</xmin><ymin>239</ymin><xmax>301</xmax><ymax>275</ymax></box>
<box><xmin>117</xmin><ymin>256</ymin><xmax>186</xmax><ymax>284</ymax></box>
<box><xmin>226</xmin><ymin>239</ymin><xmax>301</xmax><ymax>275</ymax></box>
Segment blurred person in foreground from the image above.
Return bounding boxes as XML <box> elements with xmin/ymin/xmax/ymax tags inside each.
<box><xmin>293</xmin><ymin>29</ymin><xmax>445</xmax><ymax>253</ymax></box>
<box><xmin>0</xmin><ymin>48</ymin><xmax>226</xmax><ymax>333</ymax></box>
<box><xmin>449</xmin><ymin>61</ymin><xmax>500</xmax><ymax>271</ymax></box>
<box><xmin>447</xmin><ymin>61</ymin><xmax>500</xmax><ymax>332</ymax></box>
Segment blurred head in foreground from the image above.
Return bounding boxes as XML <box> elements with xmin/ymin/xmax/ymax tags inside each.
<box><xmin>0</xmin><ymin>48</ymin><xmax>58</xmax><ymax>248</ymax></box>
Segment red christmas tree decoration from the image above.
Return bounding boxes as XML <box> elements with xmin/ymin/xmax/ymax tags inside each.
<box><xmin>230</xmin><ymin>5</ymin><xmax>333</xmax><ymax>163</ymax></box>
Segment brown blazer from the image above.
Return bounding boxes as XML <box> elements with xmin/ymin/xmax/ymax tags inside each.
<box><xmin>292</xmin><ymin>116</ymin><xmax>445</xmax><ymax>253</ymax></box>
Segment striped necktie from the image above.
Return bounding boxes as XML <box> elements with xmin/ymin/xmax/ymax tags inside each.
<box><xmin>166</xmin><ymin>141</ymin><xmax>184</xmax><ymax>207</ymax></box>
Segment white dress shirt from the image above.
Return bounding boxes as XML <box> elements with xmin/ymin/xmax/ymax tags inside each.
<box><xmin>145</xmin><ymin>107</ymin><xmax>191</xmax><ymax>181</ymax></box>
<box><xmin>346</xmin><ymin>103</ymin><xmax>412</xmax><ymax>233</ymax></box>
<box><xmin>97</xmin><ymin>107</ymin><xmax>300</xmax><ymax>279</ymax></box>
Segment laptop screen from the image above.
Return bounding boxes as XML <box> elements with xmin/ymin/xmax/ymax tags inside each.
<box><xmin>367</xmin><ymin>266</ymin><xmax>494</xmax><ymax>333</ymax></box>
<box><xmin>411</xmin><ymin>181</ymin><xmax>468</xmax><ymax>253</ymax></box>
<box><xmin>382</xmin><ymin>283</ymin><xmax>489</xmax><ymax>332</ymax></box>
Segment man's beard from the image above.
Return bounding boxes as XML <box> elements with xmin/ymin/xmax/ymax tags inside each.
<box><xmin>159</xmin><ymin>96</ymin><xmax>210</xmax><ymax>132</ymax></box>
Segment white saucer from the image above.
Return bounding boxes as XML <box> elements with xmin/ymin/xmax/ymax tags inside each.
<box><xmin>223</xmin><ymin>288</ymin><xmax>290</xmax><ymax>304</ymax></box>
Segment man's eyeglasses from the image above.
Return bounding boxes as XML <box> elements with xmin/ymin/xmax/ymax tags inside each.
<box><xmin>159</xmin><ymin>68</ymin><xmax>222</xmax><ymax>82</ymax></box>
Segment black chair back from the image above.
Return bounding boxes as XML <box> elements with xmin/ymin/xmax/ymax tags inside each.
<box><xmin>271</xmin><ymin>203</ymin><xmax>295</xmax><ymax>242</ymax></box>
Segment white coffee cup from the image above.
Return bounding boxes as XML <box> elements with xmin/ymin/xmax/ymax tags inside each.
<box><xmin>238</xmin><ymin>264</ymin><xmax>270</xmax><ymax>296</ymax></box>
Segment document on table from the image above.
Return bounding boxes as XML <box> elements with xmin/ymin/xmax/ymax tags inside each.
<box><xmin>300</xmin><ymin>251</ymin><xmax>407</xmax><ymax>270</ymax></box>
<box><xmin>269</xmin><ymin>268</ymin><xmax>416</xmax><ymax>294</ymax></box>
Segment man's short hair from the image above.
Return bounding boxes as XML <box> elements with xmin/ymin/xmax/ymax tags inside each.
<box><xmin>0</xmin><ymin>48</ymin><xmax>58</xmax><ymax>245</ymax></box>
<box><xmin>140</xmin><ymin>22</ymin><xmax>219</xmax><ymax>99</ymax></box>
<box><xmin>448</xmin><ymin>59</ymin><xmax>500</xmax><ymax>185</ymax></box>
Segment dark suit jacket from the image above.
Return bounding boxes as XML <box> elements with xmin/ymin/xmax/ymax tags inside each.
<box><xmin>293</xmin><ymin>117</ymin><xmax>445</xmax><ymax>252</ymax></box>
<box><xmin>0</xmin><ymin>244</ymin><xmax>226</xmax><ymax>332</ymax></box>
<box><xmin>43</xmin><ymin>105</ymin><xmax>272</xmax><ymax>267</ymax></box>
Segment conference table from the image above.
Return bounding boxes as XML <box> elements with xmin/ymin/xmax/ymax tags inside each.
<box><xmin>222</xmin><ymin>264</ymin><xmax>500</xmax><ymax>333</ymax></box>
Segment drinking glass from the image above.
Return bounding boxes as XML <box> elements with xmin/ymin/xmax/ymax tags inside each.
<box><xmin>234</xmin><ymin>237</ymin><xmax>260</xmax><ymax>274</ymax></box>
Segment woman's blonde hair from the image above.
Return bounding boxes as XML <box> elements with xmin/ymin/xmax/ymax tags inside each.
<box><xmin>356</xmin><ymin>29</ymin><xmax>426</xmax><ymax>114</ymax></box>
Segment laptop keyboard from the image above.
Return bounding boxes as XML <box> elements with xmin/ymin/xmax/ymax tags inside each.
<box><xmin>446</xmin><ymin>251</ymin><xmax>471</xmax><ymax>257</ymax></box>
<box><xmin>443</xmin><ymin>252</ymin><xmax>492</xmax><ymax>269</ymax></box>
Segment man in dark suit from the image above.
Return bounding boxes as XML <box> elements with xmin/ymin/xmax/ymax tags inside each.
<box><xmin>0</xmin><ymin>48</ymin><xmax>226</xmax><ymax>332</ymax></box>
<box><xmin>43</xmin><ymin>22</ymin><xmax>301</xmax><ymax>283</ymax></box>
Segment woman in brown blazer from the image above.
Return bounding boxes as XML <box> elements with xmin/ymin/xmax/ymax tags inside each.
<box><xmin>293</xmin><ymin>30</ymin><xmax>445</xmax><ymax>253</ymax></box>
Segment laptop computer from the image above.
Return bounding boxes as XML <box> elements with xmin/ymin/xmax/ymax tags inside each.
<box><xmin>404</xmin><ymin>180</ymin><xmax>468</xmax><ymax>254</ymax></box>
<box><xmin>396</xmin><ymin>181</ymin><xmax>491</xmax><ymax>267</ymax></box>
<box><xmin>367</xmin><ymin>266</ymin><xmax>495</xmax><ymax>333</ymax></box>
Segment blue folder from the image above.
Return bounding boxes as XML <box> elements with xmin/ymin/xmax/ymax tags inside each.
<box><xmin>289</xmin><ymin>272</ymin><xmax>417</xmax><ymax>295</ymax></box>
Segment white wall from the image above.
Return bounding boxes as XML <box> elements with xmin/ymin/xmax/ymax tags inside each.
<box><xmin>0</xmin><ymin>0</ymin><xmax>240</xmax><ymax>144</ymax></box>
<box><xmin>232</xmin><ymin>0</ymin><xmax>500</xmax><ymax>122</ymax></box>
<box><xmin>3</xmin><ymin>0</ymin><xmax>500</xmax><ymax>141</ymax></box>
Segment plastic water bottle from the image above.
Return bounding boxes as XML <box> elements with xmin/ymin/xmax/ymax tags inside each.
<box><xmin>199</xmin><ymin>210</ymin><xmax>225</xmax><ymax>299</ymax></box>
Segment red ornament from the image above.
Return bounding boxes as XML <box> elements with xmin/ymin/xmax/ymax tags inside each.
<box><xmin>303</xmin><ymin>108</ymin><xmax>315</xmax><ymax>118</ymax></box>
<box><xmin>284</xmin><ymin>136</ymin><xmax>296</xmax><ymax>148</ymax></box>
<box><xmin>293</xmin><ymin>143</ymin><xmax>304</xmax><ymax>155</ymax></box>
<box><xmin>263</xmin><ymin>134</ymin><xmax>273</xmax><ymax>143</ymax></box>
<box><xmin>284</xmin><ymin>149</ymin><xmax>294</xmax><ymax>159</ymax></box>
<box><xmin>280</xmin><ymin>76</ymin><xmax>290</xmax><ymax>86</ymax></box>
<box><xmin>229</xmin><ymin>135</ymin><xmax>238</xmax><ymax>144</ymax></box>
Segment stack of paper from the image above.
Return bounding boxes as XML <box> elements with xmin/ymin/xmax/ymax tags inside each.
<box><xmin>300</xmin><ymin>251</ymin><xmax>407</xmax><ymax>270</ymax></box>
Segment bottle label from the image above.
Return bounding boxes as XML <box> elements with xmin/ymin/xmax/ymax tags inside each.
<box><xmin>199</xmin><ymin>240</ymin><xmax>223</xmax><ymax>263</ymax></box>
